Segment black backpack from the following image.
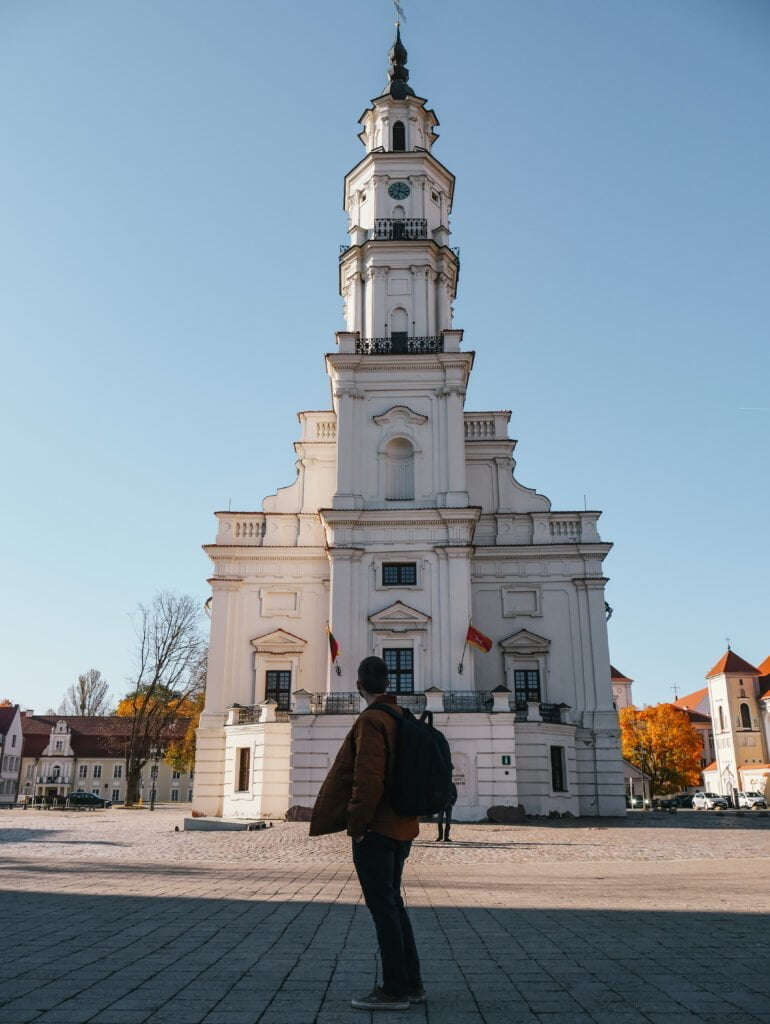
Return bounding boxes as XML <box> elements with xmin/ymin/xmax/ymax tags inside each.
<box><xmin>368</xmin><ymin>703</ymin><xmax>454</xmax><ymax>816</ymax></box>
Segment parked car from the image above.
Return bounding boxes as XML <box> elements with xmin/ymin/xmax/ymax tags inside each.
<box><xmin>656</xmin><ymin>794</ymin><xmax>692</xmax><ymax>809</ymax></box>
<box><xmin>625</xmin><ymin>794</ymin><xmax>651</xmax><ymax>809</ymax></box>
<box><xmin>737</xmin><ymin>791</ymin><xmax>768</xmax><ymax>810</ymax></box>
<box><xmin>692</xmin><ymin>791</ymin><xmax>728</xmax><ymax>810</ymax></box>
<box><xmin>65</xmin><ymin>791</ymin><xmax>112</xmax><ymax>809</ymax></box>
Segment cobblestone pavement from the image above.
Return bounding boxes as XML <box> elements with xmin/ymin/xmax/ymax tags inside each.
<box><xmin>1</xmin><ymin>809</ymin><xmax>769</xmax><ymax>1024</ymax></box>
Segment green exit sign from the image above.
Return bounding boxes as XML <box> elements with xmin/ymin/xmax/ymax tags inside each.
<box><xmin>501</xmin><ymin>755</ymin><xmax>511</xmax><ymax>766</ymax></box>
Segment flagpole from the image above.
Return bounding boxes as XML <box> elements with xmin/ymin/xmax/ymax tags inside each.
<box><xmin>458</xmin><ymin>620</ymin><xmax>471</xmax><ymax>675</ymax></box>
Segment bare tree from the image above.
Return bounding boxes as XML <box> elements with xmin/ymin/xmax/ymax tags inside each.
<box><xmin>118</xmin><ymin>593</ymin><xmax>205</xmax><ymax>806</ymax></box>
<box><xmin>59</xmin><ymin>669</ymin><xmax>111</xmax><ymax>716</ymax></box>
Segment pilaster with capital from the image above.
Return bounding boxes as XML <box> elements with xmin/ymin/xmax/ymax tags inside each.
<box><xmin>328</xmin><ymin>547</ymin><xmax>366</xmax><ymax>692</ymax></box>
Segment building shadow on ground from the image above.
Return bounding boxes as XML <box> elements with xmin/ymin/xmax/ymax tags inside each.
<box><xmin>1</xmin><ymin>885</ymin><xmax>769</xmax><ymax>1024</ymax></box>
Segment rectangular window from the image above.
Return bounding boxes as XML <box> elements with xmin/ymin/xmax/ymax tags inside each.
<box><xmin>112</xmin><ymin>789</ymin><xmax>120</xmax><ymax>802</ymax></box>
<box><xmin>382</xmin><ymin>562</ymin><xmax>417</xmax><ymax>586</ymax></box>
<box><xmin>236</xmin><ymin>748</ymin><xmax>250</xmax><ymax>792</ymax></box>
<box><xmin>11</xmin><ymin>735</ymin><xmax>16</xmax><ymax>747</ymax></box>
<box><xmin>265</xmin><ymin>670</ymin><xmax>292</xmax><ymax>710</ymax></box>
<box><xmin>79</xmin><ymin>765</ymin><xmax>88</xmax><ymax>779</ymax></box>
<box><xmin>92</xmin><ymin>765</ymin><xmax>102</xmax><ymax>779</ymax></box>
<box><xmin>54</xmin><ymin>740</ymin><xmax>63</xmax><ymax>752</ymax></box>
<box><xmin>172</xmin><ymin>771</ymin><xmax>181</xmax><ymax>779</ymax></box>
<box><xmin>171</xmin><ymin>789</ymin><xmax>179</xmax><ymax>802</ymax></box>
<box><xmin>113</xmin><ymin>764</ymin><xmax>122</xmax><ymax>779</ymax></box>
<box><xmin>92</xmin><ymin>789</ymin><xmax>100</xmax><ymax>797</ymax></box>
<box><xmin>26</xmin><ymin>763</ymin><xmax>33</xmax><ymax>779</ymax></box>
<box><xmin>383</xmin><ymin>648</ymin><xmax>414</xmax><ymax>694</ymax></box>
<box><xmin>188</xmin><ymin>789</ymin><xmax>194</xmax><ymax>801</ymax></box>
<box><xmin>513</xmin><ymin>670</ymin><xmax>541</xmax><ymax>706</ymax></box>
<box><xmin>550</xmin><ymin>746</ymin><xmax>566</xmax><ymax>792</ymax></box>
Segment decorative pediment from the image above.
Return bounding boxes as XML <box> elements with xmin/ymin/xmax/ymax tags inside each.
<box><xmin>373</xmin><ymin>405</ymin><xmax>428</xmax><ymax>427</ymax></box>
<box><xmin>499</xmin><ymin>629</ymin><xmax>550</xmax><ymax>654</ymax></box>
<box><xmin>250</xmin><ymin>628</ymin><xmax>307</xmax><ymax>654</ymax></box>
<box><xmin>369</xmin><ymin>601</ymin><xmax>431</xmax><ymax>630</ymax></box>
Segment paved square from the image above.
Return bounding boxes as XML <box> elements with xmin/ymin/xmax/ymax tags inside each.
<box><xmin>1</xmin><ymin>808</ymin><xmax>769</xmax><ymax>1023</ymax></box>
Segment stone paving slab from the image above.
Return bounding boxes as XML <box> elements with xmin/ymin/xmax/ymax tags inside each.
<box><xmin>1</xmin><ymin>809</ymin><xmax>769</xmax><ymax>1023</ymax></box>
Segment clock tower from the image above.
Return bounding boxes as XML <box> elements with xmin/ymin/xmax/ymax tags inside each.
<box><xmin>324</xmin><ymin>29</ymin><xmax>477</xmax><ymax>691</ymax></box>
<box><xmin>338</xmin><ymin>28</ymin><xmax>458</xmax><ymax>350</ymax></box>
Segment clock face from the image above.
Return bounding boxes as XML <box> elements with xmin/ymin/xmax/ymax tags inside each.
<box><xmin>388</xmin><ymin>181</ymin><xmax>410</xmax><ymax>200</ymax></box>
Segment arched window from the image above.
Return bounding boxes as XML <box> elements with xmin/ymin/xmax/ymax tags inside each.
<box><xmin>390</xmin><ymin>306</ymin><xmax>409</xmax><ymax>352</ymax></box>
<box><xmin>740</xmin><ymin>702</ymin><xmax>752</xmax><ymax>729</ymax></box>
<box><xmin>392</xmin><ymin>120</ymin><xmax>406</xmax><ymax>151</ymax></box>
<box><xmin>718</xmin><ymin>705</ymin><xmax>725</xmax><ymax>732</ymax></box>
<box><xmin>385</xmin><ymin>437</ymin><xmax>415</xmax><ymax>500</ymax></box>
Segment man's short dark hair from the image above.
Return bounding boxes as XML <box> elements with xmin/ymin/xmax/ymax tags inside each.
<box><xmin>357</xmin><ymin>656</ymin><xmax>389</xmax><ymax>694</ymax></box>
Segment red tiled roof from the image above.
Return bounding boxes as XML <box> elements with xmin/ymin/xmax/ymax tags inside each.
<box><xmin>706</xmin><ymin>650</ymin><xmax>759</xmax><ymax>679</ymax></box>
<box><xmin>0</xmin><ymin>704</ymin><xmax>19</xmax><ymax>735</ymax></box>
<box><xmin>684</xmin><ymin>710</ymin><xmax>712</xmax><ymax>724</ymax></box>
<box><xmin>737</xmin><ymin>763</ymin><xmax>770</xmax><ymax>771</ymax></box>
<box><xmin>757</xmin><ymin>655</ymin><xmax>770</xmax><ymax>676</ymax></box>
<box><xmin>610</xmin><ymin>665</ymin><xmax>633</xmax><ymax>682</ymax></box>
<box><xmin>20</xmin><ymin>715</ymin><xmax>188</xmax><ymax>759</ymax></box>
<box><xmin>673</xmin><ymin>687</ymin><xmax>709</xmax><ymax>712</ymax></box>
<box><xmin>702</xmin><ymin>761</ymin><xmax>717</xmax><ymax>771</ymax></box>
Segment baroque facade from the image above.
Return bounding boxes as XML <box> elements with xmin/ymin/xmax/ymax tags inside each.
<box><xmin>194</xmin><ymin>30</ymin><xmax>625</xmax><ymax>821</ymax></box>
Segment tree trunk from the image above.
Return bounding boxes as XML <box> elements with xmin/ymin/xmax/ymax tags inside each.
<box><xmin>124</xmin><ymin>765</ymin><xmax>142</xmax><ymax>806</ymax></box>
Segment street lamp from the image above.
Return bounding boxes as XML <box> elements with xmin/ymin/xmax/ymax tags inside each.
<box><xmin>149</xmin><ymin>744</ymin><xmax>164</xmax><ymax>812</ymax></box>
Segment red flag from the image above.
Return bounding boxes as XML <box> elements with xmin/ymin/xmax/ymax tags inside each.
<box><xmin>466</xmin><ymin>624</ymin><xmax>493</xmax><ymax>653</ymax></box>
<box><xmin>328</xmin><ymin>630</ymin><xmax>340</xmax><ymax>664</ymax></box>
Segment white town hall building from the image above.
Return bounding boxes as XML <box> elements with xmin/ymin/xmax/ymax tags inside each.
<box><xmin>193</xmin><ymin>29</ymin><xmax>626</xmax><ymax>821</ymax></box>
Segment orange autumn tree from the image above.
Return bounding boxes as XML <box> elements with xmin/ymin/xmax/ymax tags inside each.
<box><xmin>619</xmin><ymin>703</ymin><xmax>702</xmax><ymax>798</ymax></box>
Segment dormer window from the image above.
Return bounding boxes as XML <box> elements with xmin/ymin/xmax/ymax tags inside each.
<box><xmin>393</xmin><ymin>120</ymin><xmax>406</xmax><ymax>151</ymax></box>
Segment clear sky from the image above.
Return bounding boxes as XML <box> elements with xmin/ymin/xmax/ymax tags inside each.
<box><xmin>1</xmin><ymin>0</ymin><xmax>768</xmax><ymax>713</ymax></box>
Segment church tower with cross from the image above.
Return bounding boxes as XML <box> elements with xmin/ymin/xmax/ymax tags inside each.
<box><xmin>193</xmin><ymin>28</ymin><xmax>626</xmax><ymax>822</ymax></box>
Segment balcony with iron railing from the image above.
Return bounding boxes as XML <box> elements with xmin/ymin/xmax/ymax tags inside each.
<box><xmin>355</xmin><ymin>335</ymin><xmax>444</xmax><ymax>355</ymax></box>
<box><xmin>226</xmin><ymin>691</ymin><xmax>569</xmax><ymax>722</ymax></box>
<box><xmin>373</xmin><ymin>217</ymin><xmax>428</xmax><ymax>240</ymax></box>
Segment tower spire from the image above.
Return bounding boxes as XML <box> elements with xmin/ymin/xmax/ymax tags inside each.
<box><xmin>386</xmin><ymin>24</ymin><xmax>415</xmax><ymax>99</ymax></box>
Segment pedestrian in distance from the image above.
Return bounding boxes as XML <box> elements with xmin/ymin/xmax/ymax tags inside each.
<box><xmin>436</xmin><ymin>781</ymin><xmax>458</xmax><ymax>843</ymax></box>
<box><xmin>309</xmin><ymin>655</ymin><xmax>425</xmax><ymax>1012</ymax></box>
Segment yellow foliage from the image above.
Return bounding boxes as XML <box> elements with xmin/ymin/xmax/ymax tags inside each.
<box><xmin>619</xmin><ymin>703</ymin><xmax>703</xmax><ymax>796</ymax></box>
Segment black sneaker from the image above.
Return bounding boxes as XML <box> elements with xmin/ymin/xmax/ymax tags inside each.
<box><xmin>351</xmin><ymin>987</ymin><xmax>410</xmax><ymax>1011</ymax></box>
<box><xmin>408</xmin><ymin>985</ymin><xmax>427</xmax><ymax>1004</ymax></box>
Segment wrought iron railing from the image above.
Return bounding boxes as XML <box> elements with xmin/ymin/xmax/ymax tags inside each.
<box><xmin>310</xmin><ymin>693</ymin><xmax>362</xmax><ymax>715</ymax></box>
<box><xmin>355</xmin><ymin>335</ymin><xmax>444</xmax><ymax>355</ymax></box>
<box><xmin>443</xmin><ymin>690</ymin><xmax>494</xmax><ymax>713</ymax></box>
<box><xmin>373</xmin><ymin>218</ymin><xmax>428</xmax><ymax>240</ymax></box>
<box><xmin>237</xmin><ymin>706</ymin><xmax>261</xmax><ymax>724</ymax></box>
<box><xmin>396</xmin><ymin>694</ymin><xmax>427</xmax><ymax>715</ymax></box>
<box><xmin>539</xmin><ymin>703</ymin><xmax>563</xmax><ymax>724</ymax></box>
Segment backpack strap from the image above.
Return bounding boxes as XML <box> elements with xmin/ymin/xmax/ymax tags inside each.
<box><xmin>367</xmin><ymin>702</ymin><xmax>405</xmax><ymax>722</ymax></box>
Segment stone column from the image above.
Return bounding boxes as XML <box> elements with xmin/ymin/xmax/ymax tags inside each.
<box><xmin>328</xmin><ymin>548</ymin><xmax>365</xmax><ymax>693</ymax></box>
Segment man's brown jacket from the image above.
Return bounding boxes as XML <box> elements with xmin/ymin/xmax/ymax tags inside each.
<box><xmin>309</xmin><ymin>693</ymin><xmax>419</xmax><ymax>841</ymax></box>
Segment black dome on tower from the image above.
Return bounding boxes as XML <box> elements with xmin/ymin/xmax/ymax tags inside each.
<box><xmin>386</xmin><ymin>26</ymin><xmax>415</xmax><ymax>99</ymax></box>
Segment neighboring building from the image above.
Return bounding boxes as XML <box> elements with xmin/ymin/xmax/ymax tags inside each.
<box><xmin>672</xmin><ymin>688</ymin><xmax>715</xmax><ymax>775</ymax></box>
<box><xmin>610</xmin><ymin>667</ymin><xmax>633</xmax><ymax>710</ymax></box>
<box><xmin>19</xmin><ymin>714</ymin><xmax>194</xmax><ymax>804</ymax></box>
<box><xmin>0</xmin><ymin>704</ymin><xmax>23</xmax><ymax>805</ymax></box>
<box><xmin>194</xmin><ymin>29</ymin><xmax>626</xmax><ymax>821</ymax></box>
<box><xmin>694</xmin><ymin>649</ymin><xmax>770</xmax><ymax>800</ymax></box>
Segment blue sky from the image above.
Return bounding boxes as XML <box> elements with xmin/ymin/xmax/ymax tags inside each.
<box><xmin>1</xmin><ymin>0</ymin><xmax>768</xmax><ymax>712</ymax></box>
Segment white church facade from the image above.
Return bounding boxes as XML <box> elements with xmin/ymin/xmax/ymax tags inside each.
<box><xmin>193</xmin><ymin>30</ymin><xmax>626</xmax><ymax>822</ymax></box>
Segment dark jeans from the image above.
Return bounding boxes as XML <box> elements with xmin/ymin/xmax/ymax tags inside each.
<box><xmin>437</xmin><ymin>806</ymin><xmax>452</xmax><ymax>838</ymax></box>
<box><xmin>352</xmin><ymin>831</ymin><xmax>421</xmax><ymax>997</ymax></box>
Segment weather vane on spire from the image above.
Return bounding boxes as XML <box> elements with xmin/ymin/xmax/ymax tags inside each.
<box><xmin>393</xmin><ymin>0</ymin><xmax>406</xmax><ymax>27</ymax></box>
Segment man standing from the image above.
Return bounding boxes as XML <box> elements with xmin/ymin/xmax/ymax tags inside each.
<box><xmin>436</xmin><ymin>782</ymin><xmax>458</xmax><ymax>842</ymax></box>
<box><xmin>310</xmin><ymin>656</ymin><xmax>424</xmax><ymax>1011</ymax></box>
